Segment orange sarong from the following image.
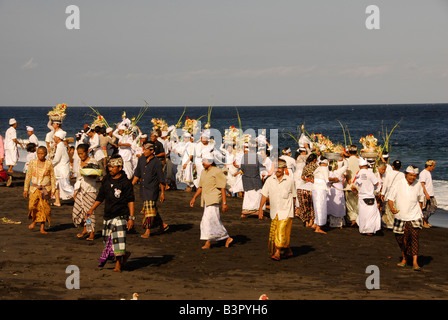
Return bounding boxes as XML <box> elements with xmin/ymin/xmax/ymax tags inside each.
<box><xmin>268</xmin><ymin>216</ymin><xmax>292</xmax><ymax>255</ymax></box>
<box><xmin>28</xmin><ymin>189</ymin><xmax>51</xmax><ymax>225</ymax></box>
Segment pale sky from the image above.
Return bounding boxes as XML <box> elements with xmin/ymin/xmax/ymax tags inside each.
<box><xmin>1</xmin><ymin>0</ymin><xmax>448</xmax><ymax>107</ymax></box>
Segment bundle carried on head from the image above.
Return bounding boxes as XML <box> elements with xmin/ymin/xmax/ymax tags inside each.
<box><xmin>48</xmin><ymin>103</ymin><xmax>67</xmax><ymax>122</ymax></box>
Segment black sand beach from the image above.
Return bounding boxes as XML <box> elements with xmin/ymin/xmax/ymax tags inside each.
<box><xmin>1</xmin><ymin>172</ymin><xmax>448</xmax><ymax>301</ymax></box>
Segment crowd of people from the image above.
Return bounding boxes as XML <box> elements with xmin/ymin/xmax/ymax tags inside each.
<box><xmin>0</xmin><ymin>114</ymin><xmax>438</xmax><ymax>272</ymax></box>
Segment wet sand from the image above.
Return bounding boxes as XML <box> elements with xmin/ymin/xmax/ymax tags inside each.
<box><xmin>1</xmin><ymin>172</ymin><xmax>448</xmax><ymax>302</ymax></box>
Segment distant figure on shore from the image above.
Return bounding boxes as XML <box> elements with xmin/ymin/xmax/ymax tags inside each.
<box><xmin>26</xmin><ymin>126</ymin><xmax>39</xmax><ymax>146</ymax></box>
<box><xmin>381</xmin><ymin>160</ymin><xmax>404</xmax><ymax>229</ymax></box>
<box><xmin>296</xmin><ymin>153</ymin><xmax>317</xmax><ymax>228</ymax></box>
<box><xmin>420</xmin><ymin>160</ymin><xmax>437</xmax><ymax>228</ymax></box>
<box><xmin>387</xmin><ymin>165</ymin><xmax>424</xmax><ymax>271</ymax></box>
<box><xmin>72</xmin><ymin>144</ymin><xmax>99</xmax><ymax>241</ymax></box>
<box><xmin>352</xmin><ymin>158</ymin><xmax>381</xmax><ymax>236</ymax></box>
<box><xmin>344</xmin><ymin>145</ymin><xmax>360</xmax><ymax>226</ymax></box>
<box><xmin>240</xmin><ymin>142</ymin><xmax>263</xmax><ymax>218</ymax></box>
<box><xmin>52</xmin><ymin>130</ymin><xmax>73</xmax><ymax>206</ymax></box>
<box><xmin>4</xmin><ymin>118</ymin><xmax>24</xmax><ymax>173</ymax></box>
<box><xmin>312</xmin><ymin>156</ymin><xmax>330</xmax><ymax>234</ymax></box>
<box><xmin>23</xmin><ymin>146</ymin><xmax>56</xmax><ymax>234</ymax></box>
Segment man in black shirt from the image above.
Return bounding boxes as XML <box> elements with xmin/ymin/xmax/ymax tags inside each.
<box><xmin>87</xmin><ymin>155</ymin><xmax>135</xmax><ymax>272</ymax></box>
<box><xmin>132</xmin><ymin>142</ymin><xmax>168</xmax><ymax>238</ymax></box>
<box><xmin>150</xmin><ymin>131</ymin><xmax>166</xmax><ymax>163</ymax></box>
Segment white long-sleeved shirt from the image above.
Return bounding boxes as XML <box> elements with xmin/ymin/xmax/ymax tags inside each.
<box><xmin>387</xmin><ymin>175</ymin><xmax>424</xmax><ymax>221</ymax></box>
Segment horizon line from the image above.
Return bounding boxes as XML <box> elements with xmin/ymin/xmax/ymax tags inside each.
<box><xmin>0</xmin><ymin>102</ymin><xmax>447</xmax><ymax>108</ymax></box>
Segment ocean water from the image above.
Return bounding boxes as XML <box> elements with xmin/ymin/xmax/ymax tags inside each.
<box><xmin>1</xmin><ymin>104</ymin><xmax>447</xmax><ymax>227</ymax></box>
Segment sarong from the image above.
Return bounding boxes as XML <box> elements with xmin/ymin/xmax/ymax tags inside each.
<box><xmin>72</xmin><ymin>191</ymin><xmax>97</xmax><ymax>229</ymax></box>
<box><xmin>296</xmin><ymin>189</ymin><xmax>314</xmax><ymax>224</ymax></box>
<box><xmin>98</xmin><ymin>236</ymin><xmax>114</xmax><ymax>267</ymax></box>
<box><xmin>327</xmin><ymin>187</ymin><xmax>346</xmax><ymax>228</ymax></box>
<box><xmin>312</xmin><ymin>189</ymin><xmax>328</xmax><ymax>227</ymax></box>
<box><xmin>381</xmin><ymin>203</ymin><xmax>395</xmax><ymax>229</ymax></box>
<box><xmin>56</xmin><ymin>178</ymin><xmax>74</xmax><ymax>200</ymax></box>
<box><xmin>182</xmin><ymin>162</ymin><xmax>194</xmax><ymax>185</ymax></box>
<box><xmin>141</xmin><ymin>200</ymin><xmax>163</xmax><ymax>229</ymax></box>
<box><xmin>356</xmin><ymin>198</ymin><xmax>381</xmax><ymax>234</ymax></box>
<box><xmin>5</xmin><ymin>148</ymin><xmax>18</xmax><ymax>166</ymax></box>
<box><xmin>230</xmin><ymin>174</ymin><xmax>244</xmax><ymax>194</ymax></box>
<box><xmin>27</xmin><ymin>189</ymin><xmax>51</xmax><ymax>225</ymax></box>
<box><xmin>200</xmin><ymin>204</ymin><xmax>229</xmax><ymax>241</ymax></box>
<box><xmin>268</xmin><ymin>216</ymin><xmax>292</xmax><ymax>255</ymax></box>
<box><xmin>122</xmin><ymin>161</ymin><xmax>134</xmax><ymax>180</ymax></box>
<box><xmin>242</xmin><ymin>189</ymin><xmax>261</xmax><ymax>215</ymax></box>
<box><xmin>394</xmin><ymin>219</ymin><xmax>422</xmax><ymax>256</ymax></box>
<box><xmin>422</xmin><ymin>197</ymin><xmax>437</xmax><ymax>220</ymax></box>
<box><xmin>344</xmin><ymin>190</ymin><xmax>359</xmax><ymax>222</ymax></box>
<box><xmin>101</xmin><ymin>216</ymin><xmax>127</xmax><ymax>258</ymax></box>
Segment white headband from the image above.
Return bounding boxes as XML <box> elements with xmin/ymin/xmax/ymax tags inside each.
<box><xmin>405</xmin><ymin>166</ymin><xmax>419</xmax><ymax>174</ymax></box>
<box><xmin>358</xmin><ymin>157</ymin><xmax>369</xmax><ymax>167</ymax></box>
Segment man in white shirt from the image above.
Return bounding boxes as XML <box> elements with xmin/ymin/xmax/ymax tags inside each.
<box><xmin>380</xmin><ymin>160</ymin><xmax>404</xmax><ymax>229</ymax></box>
<box><xmin>4</xmin><ymin>118</ymin><xmax>24</xmax><ymax>173</ymax></box>
<box><xmin>419</xmin><ymin>160</ymin><xmax>437</xmax><ymax>228</ymax></box>
<box><xmin>27</xmin><ymin>126</ymin><xmax>39</xmax><ymax>146</ymax></box>
<box><xmin>113</xmin><ymin>125</ymin><xmax>134</xmax><ymax>179</ymax></box>
<box><xmin>193</xmin><ymin>131</ymin><xmax>215</xmax><ymax>188</ymax></box>
<box><xmin>258</xmin><ymin>159</ymin><xmax>297</xmax><ymax>260</ymax></box>
<box><xmin>387</xmin><ymin>165</ymin><xmax>424</xmax><ymax>271</ymax></box>
<box><xmin>352</xmin><ymin>158</ymin><xmax>381</xmax><ymax>235</ymax></box>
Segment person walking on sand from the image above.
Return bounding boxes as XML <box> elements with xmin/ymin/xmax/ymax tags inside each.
<box><xmin>258</xmin><ymin>159</ymin><xmax>297</xmax><ymax>260</ymax></box>
<box><xmin>51</xmin><ymin>130</ymin><xmax>73</xmax><ymax>206</ymax></box>
<box><xmin>380</xmin><ymin>160</ymin><xmax>404</xmax><ymax>229</ymax></box>
<box><xmin>5</xmin><ymin>118</ymin><xmax>24</xmax><ymax>173</ymax></box>
<box><xmin>296</xmin><ymin>153</ymin><xmax>318</xmax><ymax>228</ymax></box>
<box><xmin>419</xmin><ymin>160</ymin><xmax>437</xmax><ymax>228</ymax></box>
<box><xmin>86</xmin><ymin>155</ymin><xmax>135</xmax><ymax>272</ymax></box>
<box><xmin>387</xmin><ymin>165</ymin><xmax>425</xmax><ymax>271</ymax></box>
<box><xmin>352</xmin><ymin>158</ymin><xmax>381</xmax><ymax>236</ymax></box>
<box><xmin>190</xmin><ymin>152</ymin><xmax>233</xmax><ymax>250</ymax></box>
<box><xmin>72</xmin><ymin>144</ymin><xmax>99</xmax><ymax>241</ymax></box>
<box><xmin>23</xmin><ymin>146</ymin><xmax>56</xmax><ymax>234</ymax></box>
<box><xmin>311</xmin><ymin>156</ymin><xmax>330</xmax><ymax>234</ymax></box>
<box><xmin>132</xmin><ymin>142</ymin><xmax>169</xmax><ymax>238</ymax></box>
<box><xmin>344</xmin><ymin>145</ymin><xmax>360</xmax><ymax>226</ymax></box>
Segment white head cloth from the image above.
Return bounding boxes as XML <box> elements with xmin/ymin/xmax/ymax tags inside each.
<box><xmin>405</xmin><ymin>166</ymin><xmax>419</xmax><ymax>174</ymax></box>
<box><xmin>358</xmin><ymin>157</ymin><xmax>369</xmax><ymax>167</ymax></box>
<box><xmin>54</xmin><ymin>130</ymin><xmax>66</xmax><ymax>140</ymax></box>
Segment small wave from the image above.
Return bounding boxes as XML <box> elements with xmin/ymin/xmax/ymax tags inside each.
<box><xmin>433</xmin><ymin>180</ymin><xmax>448</xmax><ymax>210</ymax></box>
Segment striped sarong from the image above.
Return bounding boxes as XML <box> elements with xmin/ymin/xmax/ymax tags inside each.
<box><xmin>422</xmin><ymin>197</ymin><xmax>437</xmax><ymax>220</ymax></box>
<box><xmin>72</xmin><ymin>191</ymin><xmax>97</xmax><ymax>229</ymax></box>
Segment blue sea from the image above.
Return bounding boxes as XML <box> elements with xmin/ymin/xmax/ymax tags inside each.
<box><xmin>1</xmin><ymin>104</ymin><xmax>448</xmax><ymax>227</ymax></box>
